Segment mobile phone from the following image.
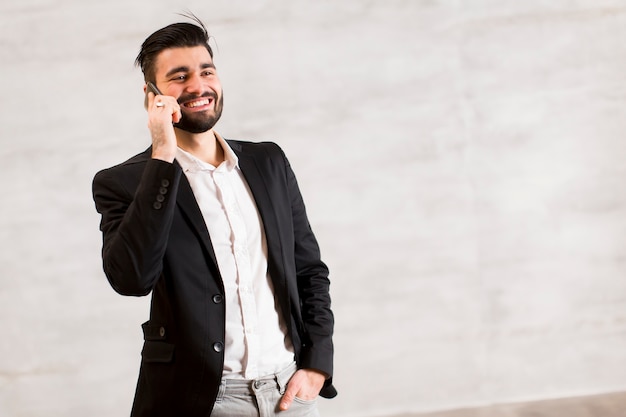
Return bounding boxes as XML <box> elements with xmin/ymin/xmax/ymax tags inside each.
<box><xmin>144</xmin><ymin>81</ymin><xmax>163</xmax><ymax>109</ymax></box>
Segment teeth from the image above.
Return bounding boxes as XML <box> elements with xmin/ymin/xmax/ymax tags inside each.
<box><xmin>185</xmin><ymin>99</ymin><xmax>211</xmax><ymax>108</ymax></box>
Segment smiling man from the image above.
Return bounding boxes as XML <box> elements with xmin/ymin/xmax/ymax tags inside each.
<box><xmin>92</xmin><ymin>16</ymin><xmax>336</xmax><ymax>417</ymax></box>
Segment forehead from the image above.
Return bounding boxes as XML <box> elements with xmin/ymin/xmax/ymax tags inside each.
<box><xmin>154</xmin><ymin>45</ymin><xmax>214</xmax><ymax>75</ymax></box>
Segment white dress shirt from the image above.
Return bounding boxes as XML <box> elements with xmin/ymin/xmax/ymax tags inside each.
<box><xmin>175</xmin><ymin>133</ymin><xmax>295</xmax><ymax>379</ymax></box>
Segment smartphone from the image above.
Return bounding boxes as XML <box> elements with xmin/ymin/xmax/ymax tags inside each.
<box><xmin>144</xmin><ymin>81</ymin><xmax>163</xmax><ymax>109</ymax></box>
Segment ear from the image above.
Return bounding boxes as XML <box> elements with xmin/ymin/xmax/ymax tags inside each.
<box><xmin>143</xmin><ymin>84</ymin><xmax>150</xmax><ymax>110</ymax></box>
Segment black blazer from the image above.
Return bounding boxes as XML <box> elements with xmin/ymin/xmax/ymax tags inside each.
<box><xmin>92</xmin><ymin>140</ymin><xmax>335</xmax><ymax>417</ymax></box>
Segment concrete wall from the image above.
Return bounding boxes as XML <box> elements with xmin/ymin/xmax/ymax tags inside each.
<box><xmin>1</xmin><ymin>1</ymin><xmax>625</xmax><ymax>416</ymax></box>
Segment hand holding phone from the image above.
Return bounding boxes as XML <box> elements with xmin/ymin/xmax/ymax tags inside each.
<box><xmin>144</xmin><ymin>81</ymin><xmax>163</xmax><ymax>109</ymax></box>
<box><xmin>144</xmin><ymin>81</ymin><xmax>181</xmax><ymax>163</ymax></box>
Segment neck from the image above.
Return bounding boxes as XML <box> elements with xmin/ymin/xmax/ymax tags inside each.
<box><xmin>175</xmin><ymin>128</ymin><xmax>225</xmax><ymax>166</ymax></box>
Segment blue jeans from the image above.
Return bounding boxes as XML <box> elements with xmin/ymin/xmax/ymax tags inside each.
<box><xmin>210</xmin><ymin>362</ymin><xmax>320</xmax><ymax>417</ymax></box>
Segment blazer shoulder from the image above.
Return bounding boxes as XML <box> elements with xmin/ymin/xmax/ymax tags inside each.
<box><xmin>92</xmin><ymin>147</ymin><xmax>153</xmax><ymax>198</ymax></box>
<box><xmin>226</xmin><ymin>139</ymin><xmax>285</xmax><ymax>160</ymax></box>
<box><xmin>94</xmin><ymin>147</ymin><xmax>152</xmax><ymax>178</ymax></box>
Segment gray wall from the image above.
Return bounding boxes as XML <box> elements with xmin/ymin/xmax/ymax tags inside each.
<box><xmin>1</xmin><ymin>1</ymin><xmax>626</xmax><ymax>416</ymax></box>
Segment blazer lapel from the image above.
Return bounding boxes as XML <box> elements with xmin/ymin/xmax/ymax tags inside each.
<box><xmin>174</xmin><ymin>162</ymin><xmax>221</xmax><ymax>274</ymax></box>
<box><xmin>235</xmin><ymin>150</ymin><xmax>287</xmax><ymax>294</ymax></box>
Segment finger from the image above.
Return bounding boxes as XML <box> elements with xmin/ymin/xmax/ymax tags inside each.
<box><xmin>153</xmin><ymin>96</ymin><xmax>167</xmax><ymax>111</ymax></box>
<box><xmin>279</xmin><ymin>386</ymin><xmax>295</xmax><ymax>411</ymax></box>
<box><xmin>149</xmin><ymin>97</ymin><xmax>180</xmax><ymax>125</ymax></box>
<box><xmin>172</xmin><ymin>106</ymin><xmax>182</xmax><ymax>123</ymax></box>
<box><xmin>280</xmin><ymin>374</ymin><xmax>304</xmax><ymax>411</ymax></box>
<box><xmin>152</xmin><ymin>97</ymin><xmax>177</xmax><ymax>113</ymax></box>
<box><xmin>149</xmin><ymin>93</ymin><xmax>169</xmax><ymax>111</ymax></box>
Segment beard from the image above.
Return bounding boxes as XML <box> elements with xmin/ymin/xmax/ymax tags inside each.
<box><xmin>174</xmin><ymin>92</ymin><xmax>224</xmax><ymax>134</ymax></box>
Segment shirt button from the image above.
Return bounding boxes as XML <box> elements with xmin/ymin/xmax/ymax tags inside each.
<box><xmin>212</xmin><ymin>294</ymin><xmax>223</xmax><ymax>304</ymax></box>
<box><xmin>213</xmin><ymin>342</ymin><xmax>224</xmax><ymax>352</ymax></box>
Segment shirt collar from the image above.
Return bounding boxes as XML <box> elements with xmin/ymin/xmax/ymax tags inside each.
<box><xmin>175</xmin><ymin>131</ymin><xmax>239</xmax><ymax>173</ymax></box>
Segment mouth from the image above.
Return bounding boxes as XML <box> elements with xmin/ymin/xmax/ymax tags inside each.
<box><xmin>182</xmin><ymin>97</ymin><xmax>214</xmax><ymax>111</ymax></box>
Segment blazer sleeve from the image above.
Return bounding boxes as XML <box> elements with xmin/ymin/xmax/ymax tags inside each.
<box><xmin>92</xmin><ymin>158</ymin><xmax>182</xmax><ymax>296</ymax></box>
<box><xmin>279</xmin><ymin>147</ymin><xmax>335</xmax><ymax>386</ymax></box>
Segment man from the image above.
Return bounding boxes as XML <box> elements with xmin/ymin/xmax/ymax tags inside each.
<box><xmin>92</xmin><ymin>16</ymin><xmax>336</xmax><ymax>417</ymax></box>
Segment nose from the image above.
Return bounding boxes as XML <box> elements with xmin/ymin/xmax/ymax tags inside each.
<box><xmin>185</xmin><ymin>73</ymin><xmax>204</xmax><ymax>95</ymax></box>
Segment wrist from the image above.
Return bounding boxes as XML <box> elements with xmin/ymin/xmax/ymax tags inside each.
<box><xmin>151</xmin><ymin>148</ymin><xmax>176</xmax><ymax>163</ymax></box>
<box><xmin>304</xmin><ymin>368</ymin><xmax>329</xmax><ymax>381</ymax></box>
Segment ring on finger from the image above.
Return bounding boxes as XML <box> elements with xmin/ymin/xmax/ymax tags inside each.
<box><xmin>156</xmin><ymin>101</ymin><xmax>165</xmax><ymax>108</ymax></box>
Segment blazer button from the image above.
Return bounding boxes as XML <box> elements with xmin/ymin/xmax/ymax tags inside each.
<box><xmin>159</xmin><ymin>327</ymin><xmax>165</xmax><ymax>338</ymax></box>
<box><xmin>153</xmin><ymin>202</ymin><xmax>162</xmax><ymax>210</ymax></box>
<box><xmin>213</xmin><ymin>342</ymin><xmax>224</xmax><ymax>352</ymax></box>
<box><xmin>161</xmin><ymin>179</ymin><xmax>170</xmax><ymax>187</ymax></box>
<box><xmin>212</xmin><ymin>294</ymin><xmax>223</xmax><ymax>304</ymax></box>
<box><xmin>156</xmin><ymin>194</ymin><xmax>165</xmax><ymax>203</ymax></box>
<box><xmin>159</xmin><ymin>187</ymin><xmax>168</xmax><ymax>195</ymax></box>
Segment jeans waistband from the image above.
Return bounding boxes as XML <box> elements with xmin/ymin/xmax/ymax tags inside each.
<box><xmin>219</xmin><ymin>362</ymin><xmax>297</xmax><ymax>395</ymax></box>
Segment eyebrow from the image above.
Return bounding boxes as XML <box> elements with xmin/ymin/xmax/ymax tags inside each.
<box><xmin>165</xmin><ymin>63</ymin><xmax>216</xmax><ymax>78</ymax></box>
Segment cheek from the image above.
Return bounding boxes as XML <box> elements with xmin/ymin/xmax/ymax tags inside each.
<box><xmin>174</xmin><ymin>87</ymin><xmax>187</xmax><ymax>97</ymax></box>
<box><xmin>211</xmin><ymin>79</ymin><xmax>223</xmax><ymax>92</ymax></box>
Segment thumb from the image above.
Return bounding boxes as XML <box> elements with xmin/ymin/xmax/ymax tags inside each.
<box><xmin>280</xmin><ymin>379</ymin><xmax>301</xmax><ymax>411</ymax></box>
<box><xmin>280</xmin><ymin>387</ymin><xmax>295</xmax><ymax>411</ymax></box>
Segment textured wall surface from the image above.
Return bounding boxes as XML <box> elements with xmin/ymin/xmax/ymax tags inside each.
<box><xmin>1</xmin><ymin>1</ymin><xmax>626</xmax><ymax>416</ymax></box>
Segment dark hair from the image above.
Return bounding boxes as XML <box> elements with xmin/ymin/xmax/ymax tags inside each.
<box><xmin>135</xmin><ymin>14</ymin><xmax>213</xmax><ymax>82</ymax></box>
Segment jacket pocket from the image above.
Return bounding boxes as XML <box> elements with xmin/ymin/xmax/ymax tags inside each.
<box><xmin>141</xmin><ymin>341</ymin><xmax>175</xmax><ymax>363</ymax></box>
